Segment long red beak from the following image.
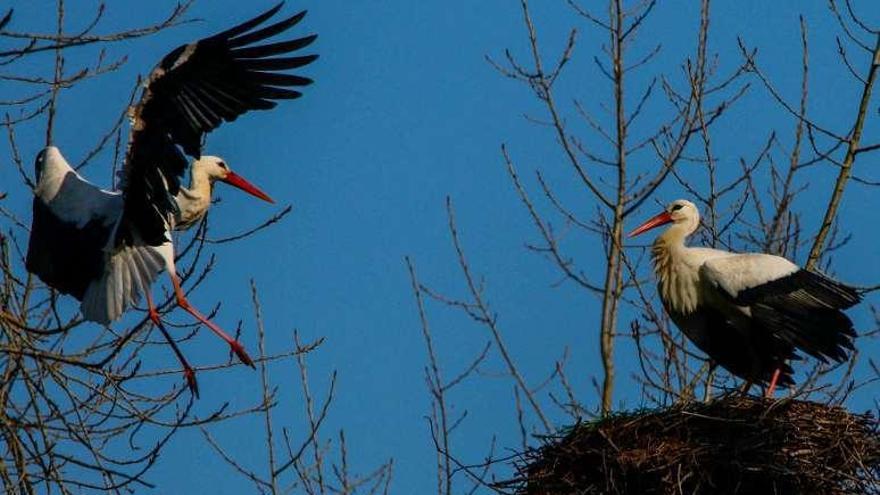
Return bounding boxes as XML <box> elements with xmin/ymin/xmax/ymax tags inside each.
<box><xmin>628</xmin><ymin>211</ymin><xmax>672</xmax><ymax>237</ymax></box>
<box><xmin>221</xmin><ymin>171</ymin><xmax>275</xmax><ymax>204</ymax></box>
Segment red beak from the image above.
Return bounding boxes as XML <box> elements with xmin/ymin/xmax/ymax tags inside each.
<box><xmin>628</xmin><ymin>211</ymin><xmax>672</xmax><ymax>237</ymax></box>
<box><xmin>221</xmin><ymin>171</ymin><xmax>275</xmax><ymax>204</ymax></box>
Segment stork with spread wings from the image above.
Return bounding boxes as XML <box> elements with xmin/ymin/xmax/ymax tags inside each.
<box><xmin>26</xmin><ymin>2</ymin><xmax>317</xmax><ymax>395</ymax></box>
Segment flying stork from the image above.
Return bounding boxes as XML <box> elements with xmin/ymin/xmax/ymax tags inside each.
<box><xmin>628</xmin><ymin>199</ymin><xmax>860</xmax><ymax>396</ymax></box>
<box><xmin>25</xmin><ymin>3</ymin><xmax>317</xmax><ymax>394</ymax></box>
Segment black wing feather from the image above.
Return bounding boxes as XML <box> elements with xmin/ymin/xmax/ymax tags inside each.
<box><xmin>120</xmin><ymin>4</ymin><xmax>317</xmax><ymax>247</ymax></box>
<box><xmin>250</xmin><ymin>71</ymin><xmax>312</xmax><ymax>86</ymax></box>
<box><xmin>735</xmin><ymin>269</ymin><xmax>861</xmax><ymax>309</ymax></box>
<box><xmin>230</xmin><ymin>35</ymin><xmax>317</xmax><ymax>59</ymax></box>
<box><xmin>26</xmin><ymin>190</ymin><xmax>114</xmax><ymax>300</ymax></box>
<box><xmin>255</xmin><ymin>86</ymin><xmax>303</xmax><ymax>100</ymax></box>
<box><xmin>668</xmin><ymin>301</ymin><xmax>797</xmax><ymax>387</ymax></box>
<box><xmin>240</xmin><ymin>54</ymin><xmax>318</xmax><ymax>71</ymax></box>
<box><xmin>734</xmin><ymin>270</ymin><xmax>858</xmax><ymax>365</ymax></box>
<box><xmin>227</xmin><ymin>10</ymin><xmax>307</xmax><ymax>47</ymax></box>
<box><xmin>205</xmin><ymin>2</ymin><xmax>284</xmax><ymax>42</ymax></box>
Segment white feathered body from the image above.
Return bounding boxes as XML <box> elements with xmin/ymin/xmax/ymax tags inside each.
<box><xmin>637</xmin><ymin>200</ymin><xmax>858</xmax><ymax>387</ymax></box>
<box><xmin>27</xmin><ymin>147</ymin><xmax>212</xmax><ymax>323</ymax></box>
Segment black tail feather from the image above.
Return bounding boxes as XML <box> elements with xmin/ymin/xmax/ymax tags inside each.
<box><xmin>753</xmin><ymin>303</ymin><xmax>854</xmax><ymax>363</ymax></box>
<box><xmin>751</xmin><ymin>275</ymin><xmax>857</xmax><ymax>364</ymax></box>
<box><xmin>737</xmin><ymin>269</ymin><xmax>861</xmax><ymax>309</ymax></box>
<box><xmin>26</xmin><ymin>197</ymin><xmax>111</xmax><ymax>300</ymax></box>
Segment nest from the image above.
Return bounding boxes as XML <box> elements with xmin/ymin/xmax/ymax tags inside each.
<box><xmin>512</xmin><ymin>396</ymin><xmax>880</xmax><ymax>495</ymax></box>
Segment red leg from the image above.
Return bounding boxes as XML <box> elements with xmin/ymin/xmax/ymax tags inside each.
<box><xmin>170</xmin><ymin>273</ymin><xmax>255</xmax><ymax>368</ymax></box>
<box><xmin>147</xmin><ymin>292</ymin><xmax>199</xmax><ymax>398</ymax></box>
<box><xmin>764</xmin><ymin>368</ymin><xmax>781</xmax><ymax>398</ymax></box>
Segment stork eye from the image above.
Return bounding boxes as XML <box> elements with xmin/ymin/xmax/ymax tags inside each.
<box><xmin>218</xmin><ymin>161</ymin><xmax>227</xmax><ymax>169</ymax></box>
<box><xmin>671</xmin><ymin>204</ymin><xmax>684</xmax><ymax>212</ymax></box>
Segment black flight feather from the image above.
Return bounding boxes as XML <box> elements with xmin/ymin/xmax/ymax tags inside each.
<box><xmin>227</xmin><ymin>10</ymin><xmax>306</xmax><ymax>48</ymax></box>
<box><xmin>733</xmin><ymin>270</ymin><xmax>858</xmax><ymax>366</ymax></box>
<box><xmin>735</xmin><ymin>269</ymin><xmax>861</xmax><ymax>309</ymax></box>
<box><xmin>26</xmin><ymin>180</ymin><xmax>114</xmax><ymax>299</ymax></box>
<box><xmin>205</xmin><ymin>2</ymin><xmax>285</xmax><ymax>42</ymax></box>
<box><xmin>240</xmin><ymin>54</ymin><xmax>318</xmax><ymax>71</ymax></box>
<box><xmin>690</xmin><ymin>307</ymin><xmax>797</xmax><ymax>387</ymax></box>
<box><xmin>119</xmin><ymin>3</ymin><xmax>317</xmax><ymax>247</ymax></box>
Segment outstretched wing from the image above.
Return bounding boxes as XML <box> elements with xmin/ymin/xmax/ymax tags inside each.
<box><xmin>120</xmin><ymin>2</ymin><xmax>317</xmax><ymax>247</ymax></box>
<box><xmin>27</xmin><ymin>147</ymin><xmax>122</xmax><ymax>300</ymax></box>
<box><xmin>26</xmin><ymin>147</ymin><xmax>169</xmax><ymax>323</ymax></box>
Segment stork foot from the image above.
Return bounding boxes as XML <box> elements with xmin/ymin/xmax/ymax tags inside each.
<box><xmin>176</xmin><ymin>297</ymin><xmax>255</xmax><ymax>368</ymax></box>
<box><xmin>184</xmin><ymin>368</ymin><xmax>200</xmax><ymax>398</ymax></box>
<box><xmin>170</xmin><ymin>275</ymin><xmax>255</xmax><ymax>368</ymax></box>
<box><xmin>228</xmin><ymin>339</ymin><xmax>255</xmax><ymax>368</ymax></box>
<box><xmin>764</xmin><ymin>368</ymin><xmax>781</xmax><ymax>398</ymax></box>
<box><xmin>147</xmin><ymin>294</ymin><xmax>200</xmax><ymax>398</ymax></box>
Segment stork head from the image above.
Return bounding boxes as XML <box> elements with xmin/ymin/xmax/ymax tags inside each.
<box><xmin>34</xmin><ymin>146</ymin><xmax>63</xmax><ymax>181</ymax></box>
<box><xmin>628</xmin><ymin>199</ymin><xmax>699</xmax><ymax>238</ymax></box>
<box><xmin>193</xmin><ymin>156</ymin><xmax>274</xmax><ymax>203</ymax></box>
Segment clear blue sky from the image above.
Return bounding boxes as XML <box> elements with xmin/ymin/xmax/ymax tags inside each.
<box><xmin>2</xmin><ymin>1</ymin><xmax>879</xmax><ymax>493</ymax></box>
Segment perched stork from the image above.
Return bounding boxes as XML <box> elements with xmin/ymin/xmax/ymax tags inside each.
<box><xmin>628</xmin><ymin>199</ymin><xmax>860</xmax><ymax>396</ymax></box>
<box><xmin>25</xmin><ymin>3</ymin><xmax>317</xmax><ymax>394</ymax></box>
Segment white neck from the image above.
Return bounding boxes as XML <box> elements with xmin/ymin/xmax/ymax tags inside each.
<box><xmin>187</xmin><ymin>165</ymin><xmax>213</xmax><ymax>198</ymax></box>
<box><xmin>651</xmin><ymin>220</ymin><xmax>700</xmax><ymax>313</ymax></box>
<box><xmin>174</xmin><ymin>166</ymin><xmax>214</xmax><ymax>230</ymax></box>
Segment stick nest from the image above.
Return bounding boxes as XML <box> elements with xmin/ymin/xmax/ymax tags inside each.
<box><xmin>512</xmin><ymin>396</ymin><xmax>880</xmax><ymax>494</ymax></box>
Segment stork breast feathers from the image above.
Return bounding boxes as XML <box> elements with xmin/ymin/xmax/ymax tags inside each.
<box><xmin>639</xmin><ymin>198</ymin><xmax>859</xmax><ymax>388</ymax></box>
<box><xmin>699</xmin><ymin>253</ymin><xmax>799</xmax><ymax>299</ymax></box>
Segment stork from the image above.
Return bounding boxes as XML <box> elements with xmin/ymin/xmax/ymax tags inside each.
<box><xmin>628</xmin><ymin>199</ymin><xmax>860</xmax><ymax>396</ymax></box>
<box><xmin>25</xmin><ymin>3</ymin><xmax>317</xmax><ymax>395</ymax></box>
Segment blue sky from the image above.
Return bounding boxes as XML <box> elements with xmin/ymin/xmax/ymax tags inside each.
<box><xmin>2</xmin><ymin>1</ymin><xmax>879</xmax><ymax>493</ymax></box>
